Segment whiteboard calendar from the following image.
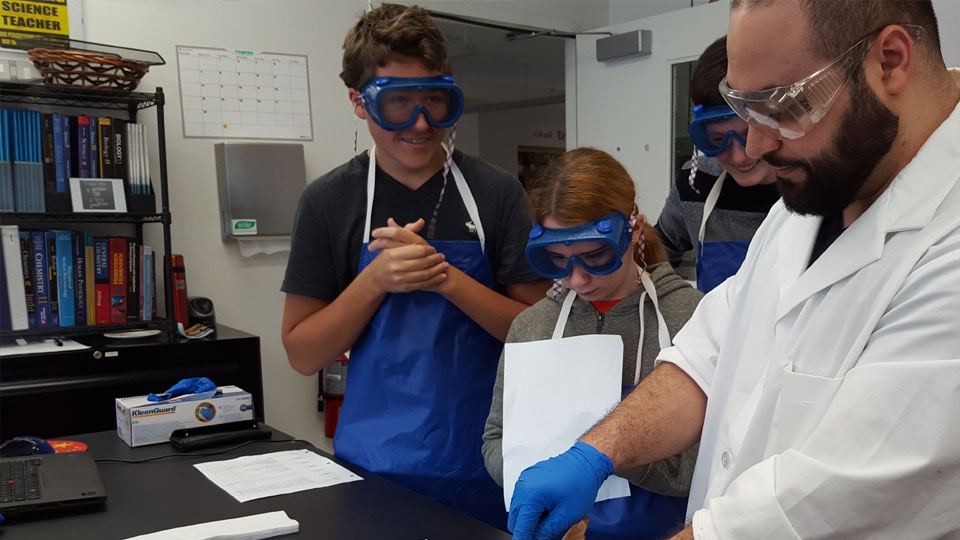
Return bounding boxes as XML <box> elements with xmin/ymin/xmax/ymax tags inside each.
<box><xmin>176</xmin><ymin>46</ymin><xmax>313</xmax><ymax>140</ymax></box>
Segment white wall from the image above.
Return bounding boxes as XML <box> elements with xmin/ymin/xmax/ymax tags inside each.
<box><xmin>575</xmin><ymin>0</ymin><xmax>731</xmax><ymax>221</ymax></box>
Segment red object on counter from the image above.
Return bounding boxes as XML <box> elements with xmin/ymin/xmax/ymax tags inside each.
<box><xmin>171</xmin><ymin>254</ymin><xmax>189</xmax><ymax>327</ymax></box>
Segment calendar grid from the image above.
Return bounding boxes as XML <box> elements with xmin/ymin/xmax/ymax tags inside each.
<box><xmin>176</xmin><ymin>46</ymin><xmax>313</xmax><ymax>141</ymax></box>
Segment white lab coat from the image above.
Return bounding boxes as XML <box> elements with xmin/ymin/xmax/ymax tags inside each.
<box><xmin>658</xmin><ymin>69</ymin><xmax>960</xmax><ymax>540</ymax></box>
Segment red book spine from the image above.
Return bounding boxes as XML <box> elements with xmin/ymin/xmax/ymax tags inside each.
<box><xmin>108</xmin><ymin>238</ymin><xmax>127</xmax><ymax>323</ymax></box>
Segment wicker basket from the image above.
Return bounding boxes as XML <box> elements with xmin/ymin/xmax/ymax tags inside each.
<box><xmin>27</xmin><ymin>48</ymin><xmax>150</xmax><ymax>92</ymax></box>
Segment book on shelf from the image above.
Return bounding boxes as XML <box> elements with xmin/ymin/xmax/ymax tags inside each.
<box><xmin>98</xmin><ymin>117</ymin><xmax>114</xmax><ymax>180</ymax></box>
<box><xmin>73</xmin><ymin>231</ymin><xmax>87</xmax><ymax>326</ymax></box>
<box><xmin>84</xmin><ymin>233</ymin><xmax>95</xmax><ymax>326</ymax></box>
<box><xmin>109</xmin><ymin>237</ymin><xmax>127</xmax><ymax>324</ymax></box>
<box><xmin>76</xmin><ymin>115</ymin><xmax>90</xmax><ymax>178</ymax></box>
<box><xmin>11</xmin><ymin>109</ymin><xmax>45</xmax><ymax>212</ymax></box>
<box><xmin>126</xmin><ymin>239</ymin><xmax>138</xmax><ymax>322</ymax></box>
<box><xmin>30</xmin><ymin>230</ymin><xmax>53</xmax><ymax>327</ymax></box>
<box><xmin>19</xmin><ymin>232</ymin><xmax>36</xmax><ymax>327</ymax></box>
<box><xmin>1</xmin><ymin>225</ymin><xmax>28</xmax><ymax>330</ymax></box>
<box><xmin>43</xmin><ymin>230</ymin><xmax>60</xmax><ymax>327</ymax></box>
<box><xmin>55</xmin><ymin>230</ymin><xmax>75</xmax><ymax>327</ymax></box>
<box><xmin>93</xmin><ymin>237</ymin><xmax>110</xmax><ymax>325</ymax></box>
<box><xmin>0</xmin><ymin>109</ymin><xmax>14</xmax><ymax>211</ymax></box>
<box><xmin>52</xmin><ymin>113</ymin><xmax>68</xmax><ymax>194</ymax></box>
<box><xmin>88</xmin><ymin>116</ymin><xmax>98</xmax><ymax>179</ymax></box>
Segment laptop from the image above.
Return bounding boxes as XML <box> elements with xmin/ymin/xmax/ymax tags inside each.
<box><xmin>0</xmin><ymin>452</ymin><xmax>106</xmax><ymax>518</ymax></box>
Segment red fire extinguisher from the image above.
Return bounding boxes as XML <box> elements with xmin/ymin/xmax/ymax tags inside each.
<box><xmin>171</xmin><ymin>254</ymin><xmax>189</xmax><ymax>327</ymax></box>
<box><xmin>323</xmin><ymin>354</ymin><xmax>349</xmax><ymax>439</ymax></box>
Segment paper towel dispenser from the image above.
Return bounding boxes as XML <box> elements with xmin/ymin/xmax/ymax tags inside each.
<box><xmin>214</xmin><ymin>142</ymin><xmax>306</xmax><ymax>240</ymax></box>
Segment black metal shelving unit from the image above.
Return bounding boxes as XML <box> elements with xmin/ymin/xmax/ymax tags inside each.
<box><xmin>0</xmin><ymin>83</ymin><xmax>175</xmax><ymax>339</ymax></box>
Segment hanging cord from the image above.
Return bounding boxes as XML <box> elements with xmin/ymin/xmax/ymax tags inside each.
<box><xmin>687</xmin><ymin>149</ymin><xmax>701</xmax><ymax>194</ymax></box>
<box><xmin>425</xmin><ymin>125</ymin><xmax>456</xmax><ymax>239</ymax></box>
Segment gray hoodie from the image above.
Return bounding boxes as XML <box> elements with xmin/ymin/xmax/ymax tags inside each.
<box><xmin>481</xmin><ymin>262</ymin><xmax>703</xmax><ymax>497</ymax></box>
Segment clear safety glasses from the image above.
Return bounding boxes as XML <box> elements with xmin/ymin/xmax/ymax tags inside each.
<box><xmin>719</xmin><ymin>25</ymin><xmax>922</xmax><ymax>140</ymax></box>
<box><xmin>688</xmin><ymin>104</ymin><xmax>748</xmax><ymax>157</ymax></box>
<box><xmin>525</xmin><ymin>212</ymin><xmax>634</xmax><ymax>279</ymax></box>
<box><xmin>359</xmin><ymin>75</ymin><xmax>464</xmax><ymax>131</ymax></box>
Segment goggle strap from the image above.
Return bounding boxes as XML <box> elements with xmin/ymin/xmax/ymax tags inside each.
<box><xmin>688</xmin><ymin>149</ymin><xmax>701</xmax><ymax>194</ymax></box>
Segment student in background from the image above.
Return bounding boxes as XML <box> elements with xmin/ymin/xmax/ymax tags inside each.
<box><xmin>280</xmin><ymin>4</ymin><xmax>547</xmax><ymax>529</ymax></box>
<box><xmin>482</xmin><ymin>148</ymin><xmax>702</xmax><ymax>539</ymax></box>
<box><xmin>655</xmin><ymin>36</ymin><xmax>780</xmax><ymax>292</ymax></box>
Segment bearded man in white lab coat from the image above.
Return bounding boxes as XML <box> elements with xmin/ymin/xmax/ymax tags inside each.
<box><xmin>507</xmin><ymin>1</ymin><xmax>960</xmax><ymax>539</ymax></box>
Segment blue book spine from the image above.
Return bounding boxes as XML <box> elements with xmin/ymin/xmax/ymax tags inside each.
<box><xmin>88</xmin><ymin>117</ymin><xmax>98</xmax><ymax>178</ymax></box>
<box><xmin>62</xmin><ymin>114</ymin><xmax>71</xmax><ymax>181</ymax></box>
<box><xmin>43</xmin><ymin>231</ymin><xmax>60</xmax><ymax>327</ymax></box>
<box><xmin>0</xmin><ymin>109</ymin><xmax>13</xmax><ymax>211</ymax></box>
<box><xmin>30</xmin><ymin>231</ymin><xmax>52</xmax><ymax>327</ymax></box>
<box><xmin>53</xmin><ymin>114</ymin><xmax>66</xmax><ymax>192</ymax></box>
<box><xmin>56</xmin><ymin>230</ymin><xmax>75</xmax><ymax>327</ymax></box>
<box><xmin>73</xmin><ymin>231</ymin><xmax>87</xmax><ymax>325</ymax></box>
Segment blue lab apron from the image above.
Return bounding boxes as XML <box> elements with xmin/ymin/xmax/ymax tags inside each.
<box><xmin>334</xmin><ymin>147</ymin><xmax>508</xmax><ymax>530</ymax></box>
<box><xmin>513</xmin><ymin>275</ymin><xmax>687</xmax><ymax>539</ymax></box>
<box><xmin>696</xmin><ymin>171</ymin><xmax>750</xmax><ymax>293</ymax></box>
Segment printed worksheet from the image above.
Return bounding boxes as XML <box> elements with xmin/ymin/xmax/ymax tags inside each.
<box><xmin>176</xmin><ymin>46</ymin><xmax>313</xmax><ymax>140</ymax></box>
<box><xmin>193</xmin><ymin>449</ymin><xmax>362</xmax><ymax>502</ymax></box>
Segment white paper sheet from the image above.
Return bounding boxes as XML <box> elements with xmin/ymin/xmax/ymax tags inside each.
<box><xmin>0</xmin><ymin>338</ymin><xmax>89</xmax><ymax>357</ymax></box>
<box><xmin>124</xmin><ymin>510</ymin><xmax>298</xmax><ymax>540</ymax></box>
<box><xmin>193</xmin><ymin>449</ymin><xmax>362</xmax><ymax>503</ymax></box>
<box><xmin>501</xmin><ymin>334</ymin><xmax>631</xmax><ymax>510</ymax></box>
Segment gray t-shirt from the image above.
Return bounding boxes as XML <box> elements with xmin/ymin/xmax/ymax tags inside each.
<box><xmin>282</xmin><ymin>150</ymin><xmax>540</xmax><ymax>301</ymax></box>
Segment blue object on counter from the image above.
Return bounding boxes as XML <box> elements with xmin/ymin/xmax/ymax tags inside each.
<box><xmin>147</xmin><ymin>377</ymin><xmax>218</xmax><ymax>402</ymax></box>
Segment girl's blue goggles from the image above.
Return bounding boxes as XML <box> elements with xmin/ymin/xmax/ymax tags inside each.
<box><xmin>360</xmin><ymin>75</ymin><xmax>464</xmax><ymax>131</ymax></box>
<box><xmin>525</xmin><ymin>211</ymin><xmax>633</xmax><ymax>279</ymax></box>
<box><xmin>688</xmin><ymin>104</ymin><xmax>748</xmax><ymax>157</ymax></box>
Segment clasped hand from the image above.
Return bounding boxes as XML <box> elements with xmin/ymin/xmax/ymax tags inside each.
<box><xmin>365</xmin><ymin>218</ymin><xmax>449</xmax><ymax>293</ymax></box>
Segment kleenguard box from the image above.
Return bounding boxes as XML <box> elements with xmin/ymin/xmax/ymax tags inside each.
<box><xmin>115</xmin><ymin>385</ymin><xmax>254</xmax><ymax>447</ymax></box>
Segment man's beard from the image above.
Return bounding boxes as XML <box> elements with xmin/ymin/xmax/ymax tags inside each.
<box><xmin>765</xmin><ymin>76</ymin><xmax>899</xmax><ymax>216</ymax></box>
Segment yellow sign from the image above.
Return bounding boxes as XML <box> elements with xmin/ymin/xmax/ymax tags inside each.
<box><xmin>0</xmin><ymin>0</ymin><xmax>69</xmax><ymax>50</ymax></box>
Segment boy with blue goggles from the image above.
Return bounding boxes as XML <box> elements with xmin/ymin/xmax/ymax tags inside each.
<box><xmin>687</xmin><ymin>104</ymin><xmax>747</xmax><ymax>157</ymax></box>
<box><xmin>525</xmin><ymin>211</ymin><xmax>634</xmax><ymax>279</ymax></box>
<box><xmin>359</xmin><ymin>75</ymin><xmax>465</xmax><ymax>131</ymax></box>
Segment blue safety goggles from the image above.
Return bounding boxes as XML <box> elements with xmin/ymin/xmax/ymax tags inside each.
<box><xmin>525</xmin><ymin>211</ymin><xmax>633</xmax><ymax>279</ymax></box>
<box><xmin>359</xmin><ymin>75</ymin><xmax>464</xmax><ymax>131</ymax></box>
<box><xmin>688</xmin><ymin>104</ymin><xmax>748</xmax><ymax>157</ymax></box>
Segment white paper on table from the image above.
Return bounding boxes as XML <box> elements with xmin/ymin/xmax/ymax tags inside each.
<box><xmin>501</xmin><ymin>334</ymin><xmax>631</xmax><ymax>510</ymax></box>
<box><xmin>193</xmin><ymin>449</ymin><xmax>362</xmax><ymax>503</ymax></box>
<box><xmin>123</xmin><ymin>510</ymin><xmax>298</xmax><ymax>540</ymax></box>
<box><xmin>0</xmin><ymin>338</ymin><xmax>89</xmax><ymax>357</ymax></box>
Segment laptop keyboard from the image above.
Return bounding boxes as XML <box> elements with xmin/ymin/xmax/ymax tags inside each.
<box><xmin>0</xmin><ymin>458</ymin><xmax>42</xmax><ymax>502</ymax></box>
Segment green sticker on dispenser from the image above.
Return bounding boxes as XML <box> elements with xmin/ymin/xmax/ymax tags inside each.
<box><xmin>232</xmin><ymin>219</ymin><xmax>257</xmax><ymax>236</ymax></box>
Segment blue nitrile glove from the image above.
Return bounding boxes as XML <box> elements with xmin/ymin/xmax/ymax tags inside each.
<box><xmin>147</xmin><ymin>377</ymin><xmax>216</xmax><ymax>401</ymax></box>
<box><xmin>508</xmin><ymin>441</ymin><xmax>614</xmax><ymax>540</ymax></box>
